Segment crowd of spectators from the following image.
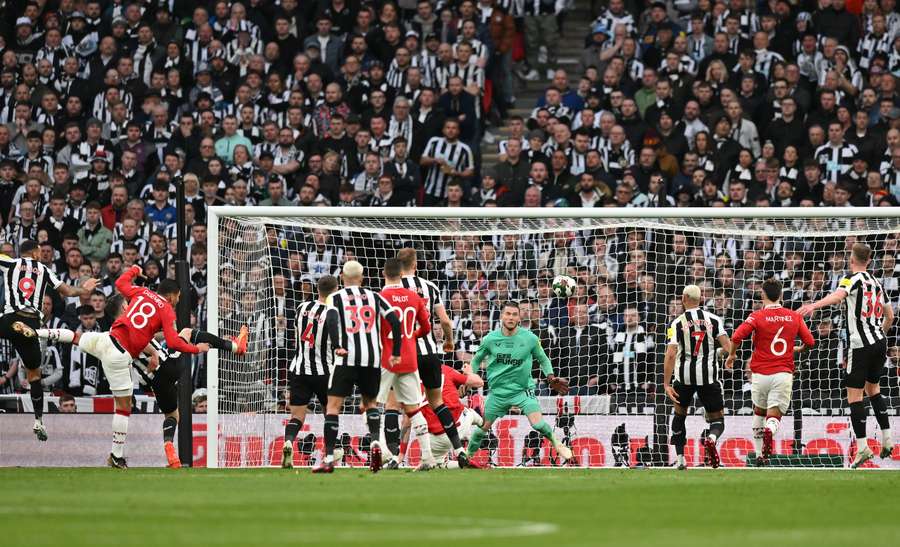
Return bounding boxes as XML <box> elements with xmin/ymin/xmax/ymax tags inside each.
<box><xmin>1</xmin><ymin>0</ymin><xmax>900</xmax><ymax>414</ymax></box>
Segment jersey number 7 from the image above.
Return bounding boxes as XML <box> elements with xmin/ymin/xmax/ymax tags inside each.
<box><xmin>691</xmin><ymin>331</ymin><xmax>705</xmax><ymax>356</ymax></box>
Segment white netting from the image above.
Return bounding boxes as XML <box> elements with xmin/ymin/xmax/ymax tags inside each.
<box><xmin>210</xmin><ymin>211</ymin><xmax>900</xmax><ymax>468</ymax></box>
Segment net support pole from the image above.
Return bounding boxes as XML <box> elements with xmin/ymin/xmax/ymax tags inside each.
<box><xmin>175</xmin><ymin>180</ymin><xmax>193</xmax><ymax>467</ymax></box>
<box><xmin>206</xmin><ymin>209</ymin><xmax>219</xmax><ymax>468</ymax></box>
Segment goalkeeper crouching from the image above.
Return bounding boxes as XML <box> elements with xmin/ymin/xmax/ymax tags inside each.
<box><xmin>465</xmin><ymin>302</ymin><xmax>573</xmax><ymax>464</ymax></box>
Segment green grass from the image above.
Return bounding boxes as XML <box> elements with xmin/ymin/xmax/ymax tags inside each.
<box><xmin>3</xmin><ymin>468</ymin><xmax>899</xmax><ymax>547</ymax></box>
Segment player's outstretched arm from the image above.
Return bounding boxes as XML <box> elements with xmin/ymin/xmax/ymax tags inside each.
<box><xmin>798</xmin><ymin>288</ymin><xmax>847</xmax><ymax>317</ymax></box>
<box><xmin>114</xmin><ymin>265</ymin><xmax>143</xmax><ymax>299</ymax></box>
<box><xmin>160</xmin><ymin>306</ymin><xmax>202</xmax><ymax>354</ymax></box>
<box><xmin>57</xmin><ymin>277</ymin><xmax>99</xmax><ymax>297</ymax></box>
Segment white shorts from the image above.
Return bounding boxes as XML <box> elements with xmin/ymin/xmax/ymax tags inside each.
<box><xmin>79</xmin><ymin>332</ymin><xmax>134</xmax><ymax>397</ymax></box>
<box><xmin>430</xmin><ymin>407</ymin><xmax>482</xmax><ymax>461</ymax></box>
<box><xmin>376</xmin><ymin>368</ymin><xmax>424</xmax><ymax>406</ymax></box>
<box><xmin>751</xmin><ymin>372</ymin><xmax>793</xmax><ymax>414</ymax></box>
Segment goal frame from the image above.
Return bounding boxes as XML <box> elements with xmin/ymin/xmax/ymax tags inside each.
<box><xmin>205</xmin><ymin>206</ymin><xmax>897</xmax><ymax>468</ymax></box>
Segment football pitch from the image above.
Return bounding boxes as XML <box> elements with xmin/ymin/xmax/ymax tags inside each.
<box><xmin>4</xmin><ymin>468</ymin><xmax>899</xmax><ymax>547</ymax></box>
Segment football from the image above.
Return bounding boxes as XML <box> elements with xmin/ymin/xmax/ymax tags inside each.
<box><xmin>551</xmin><ymin>275</ymin><xmax>577</xmax><ymax>298</ymax></box>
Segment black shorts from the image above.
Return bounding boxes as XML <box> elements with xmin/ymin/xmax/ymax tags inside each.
<box><xmin>847</xmin><ymin>339</ymin><xmax>887</xmax><ymax>389</ymax></box>
<box><xmin>289</xmin><ymin>372</ymin><xmax>329</xmax><ymax>408</ymax></box>
<box><xmin>328</xmin><ymin>366</ymin><xmax>381</xmax><ymax>399</ymax></box>
<box><xmin>151</xmin><ymin>360</ymin><xmax>180</xmax><ymax>414</ymax></box>
<box><xmin>0</xmin><ymin>314</ymin><xmax>41</xmax><ymax>370</ymax></box>
<box><xmin>417</xmin><ymin>353</ymin><xmax>442</xmax><ymax>390</ymax></box>
<box><xmin>672</xmin><ymin>381</ymin><xmax>725</xmax><ymax>413</ymax></box>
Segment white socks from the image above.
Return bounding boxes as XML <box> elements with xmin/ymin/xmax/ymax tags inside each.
<box><xmin>882</xmin><ymin>429</ymin><xmax>893</xmax><ymax>447</ymax></box>
<box><xmin>38</xmin><ymin>328</ymin><xmax>75</xmax><ymax>344</ymax></box>
<box><xmin>752</xmin><ymin>415</ymin><xmax>765</xmax><ymax>456</ymax></box>
<box><xmin>765</xmin><ymin>417</ymin><xmax>780</xmax><ymax>435</ymax></box>
<box><xmin>111</xmin><ymin>410</ymin><xmax>130</xmax><ymax>458</ymax></box>
<box><xmin>409</xmin><ymin>411</ymin><xmax>434</xmax><ymax>465</ymax></box>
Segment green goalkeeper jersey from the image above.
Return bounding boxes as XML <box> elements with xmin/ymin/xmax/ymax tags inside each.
<box><xmin>471</xmin><ymin>327</ymin><xmax>553</xmax><ymax>397</ymax></box>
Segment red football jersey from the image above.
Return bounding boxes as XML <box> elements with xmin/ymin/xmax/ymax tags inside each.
<box><xmin>424</xmin><ymin>365</ymin><xmax>469</xmax><ymax>435</ymax></box>
<box><xmin>110</xmin><ymin>266</ymin><xmax>201</xmax><ymax>357</ymax></box>
<box><xmin>379</xmin><ymin>285</ymin><xmax>430</xmax><ymax>373</ymax></box>
<box><xmin>732</xmin><ymin>304</ymin><xmax>815</xmax><ymax>375</ymax></box>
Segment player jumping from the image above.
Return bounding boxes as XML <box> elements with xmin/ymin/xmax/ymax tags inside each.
<box><xmin>799</xmin><ymin>243</ymin><xmax>895</xmax><ymax>468</ymax></box>
<box><xmin>465</xmin><ymin>302</ymin><xmax>572</xmax><ymax>465</ymax></box>
<box><xmin>726</xmin><ymin>278</ymin><xmax>815</xmax><ymax>466</ymax></box>
<box><xmin>31</xmin><ymin>265</ymin><xmax>208</xmax><ymax>469</ymax></box>
<box><xmin>110</xmin><ymin>293</ymin><xmax>249</xmax><ymax>468</ymax></box>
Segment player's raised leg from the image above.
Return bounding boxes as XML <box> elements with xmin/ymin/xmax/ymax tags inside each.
<box><xmin>187</xmin><ymin>327</ymin><xmax>249</xmax><ymax>355</ymax></box>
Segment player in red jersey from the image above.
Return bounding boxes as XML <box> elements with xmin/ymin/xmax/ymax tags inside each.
<box><xmin>725</xmin><ymin>279</ymin><xmax>815</xmax><ymax>465</ymax></box>
<box><xmin>421</xmin><ymin>364</ymin><xmax>484</xmax><ymax>468</ymax></box>
<box><xmin>375</xmin><ymin>258</ymin><xmax>436</xmax><ymax>471</ymax></box>
<box><xmin>35</xmin><ymin>266</ymin><xmax>211</xmax><ymax>468</ymax></box>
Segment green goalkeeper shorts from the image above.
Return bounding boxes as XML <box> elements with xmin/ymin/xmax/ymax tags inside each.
<box><xmin>484</xmin><ymin>390</ymin><xmax>542</xmax><ymax>422</ymax></box>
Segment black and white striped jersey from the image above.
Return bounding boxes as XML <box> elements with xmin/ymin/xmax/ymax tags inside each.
<box><xmin>331</xmin><ymin>286</ymin><xmax>397</xmax><ymax>368</ymax></box>
<box><xmin>814</xmin><ymin>142</ymin><xmax>859</xmax><ymax>183</ymax></box>
<box><xmin>667</xmin><ymin>307</ymin><xmax>726</xmax><ymax>386</ymax></box>
<box><xmin>0</xmin><ymin>256</ymin><xmax>63</xmax><ymax>320</ymax></box>
<box><xmin>289</xmin><ymin>300</ymin><xmax>339</xmax><ymax>376</ymax></box>
<box><xmin>422</xmin><ymin>137</ymin><xmax>474</xmax><ymax>199</ymax></box>
<box><xmin>860</xmin><ymin>32</ymin><xmax>892</xmax><ymax>71</ymax></box>
<box><xmin>838</xmin><ymin>271</ymin><xmax>887</xmax><ymax>349</ymax></box>
<box><xmin>401</xmin><ymin>274</ymin><xmax>445</xmax><ymax>355</ymax></box>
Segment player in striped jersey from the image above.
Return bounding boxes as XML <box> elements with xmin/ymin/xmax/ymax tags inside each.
<box><xmin>800</xmin><ymin>243</ymin><xmax>896</xmax><ymax>467</ymax></box>
<box><xmin>663</xmin><ymin>285</ymin><xmax>732</xmax><ymax>469</ymax></box>
<box><xmin>282</xmin><ymin>275</ymin><xmax>341</xmax><ymax>469</ymax></box>
<box><xmin>0</xmin><ymin>240</ymin><xmax>98</xmax><ymax>441</ymax></box>
<box><xmin>396</xmin><ymin>247</ymin><xmax>469</xmax><ymax>467</ymax></box>
<box><xmin>313</xmin><ymin>261</ymin><xmax>401</xmax><ymax>474</ymax></box>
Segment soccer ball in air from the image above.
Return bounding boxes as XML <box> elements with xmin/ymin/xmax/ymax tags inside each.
<box><xmin>551</xmin><ymin>275</ymin><xmax>577</xmax><ymax>298</ymax></box>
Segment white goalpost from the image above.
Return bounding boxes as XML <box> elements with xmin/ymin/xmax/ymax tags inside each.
<box><xmin>206</xmin><ymin>207</ymin><xmax>900</xmax><ymax>469</ymax></box>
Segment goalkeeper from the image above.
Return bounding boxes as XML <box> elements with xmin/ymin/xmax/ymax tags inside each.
<box><xmin>465</xmin><ymin>302</ymin><xmax>573</xmax><ymax>463</ymax></box>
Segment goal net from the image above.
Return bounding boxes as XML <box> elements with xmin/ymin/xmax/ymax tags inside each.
<box><xmin>207</xmin><ymin>208</ymin><xmax>900</xmax><ymax>469</ymax></box>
